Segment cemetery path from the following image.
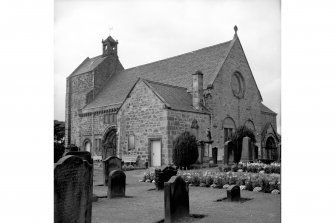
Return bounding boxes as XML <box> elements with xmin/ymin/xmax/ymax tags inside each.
<box><xmin>92</xmin><ymin>167</ymin><xmax>280</xmax><ymax>223</ymax></box>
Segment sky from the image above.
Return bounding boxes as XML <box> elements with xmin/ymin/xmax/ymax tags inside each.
<box><xmin>54</xmin><ymin>0</ymin><xmax>281</xmax><ymax>133</ymax></box>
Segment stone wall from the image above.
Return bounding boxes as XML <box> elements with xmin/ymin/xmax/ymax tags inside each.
<box><xmin>205</xmin><ymin>38</ymin><xmax>264</xmax><ymax>149</ymax></box>
<box><xmin>118</xmin><ymin>80</ymin><xmax>168</xmax><ymax>165</ymax></box>
<box><xmin>166</xmin><ymin>110</ymin><xmax>210</xmax><ymax>163</ymax></box>
<box><xmin>261</xmin><ymin>112</ymin><xmax>277</xmax><ymax>133</ymax></box>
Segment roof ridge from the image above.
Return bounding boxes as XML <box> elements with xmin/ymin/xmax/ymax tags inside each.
<box><xmin>143</xmin><ymin>79</ymin><xmax>188</xmax><ymax>90</ymax></box>
<box><xmin>123</xmin><ymin>40</ymin><xmax>232</xmax><ymax>72</ymax></box>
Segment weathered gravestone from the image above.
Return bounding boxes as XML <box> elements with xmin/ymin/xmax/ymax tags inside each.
<box><xmin>155</xmin><ymin>166</ymin><xmax>178</xmax><ymax>190</ymax></box>
<box><xmin>65</xmin><ymin>151</ymin><xmax>93</xmax><ymax>164</ymax></box>
<box><xmin>224</xmin><ymin>141</ymin><xmax>235</xmax><ymax>165</ymax></box>
<box><xmin>54</xmin><ymin>155</ymin><xmax>93</xmax><ymax>223</ymax></box>
<box><xmin>241</xmin><ymin>136</ymin><xmax>252</xmax><ymax>162</ymax></box>
<box><xmin>108</xmin><ymin>170</ymin><xmax>126</xmax><ymax>198</ymax></box>
<box><xmin>164</xmin><ymin>176</ymin><xmax>190</xmax><ymax>223</ymax></box>
<box><xmin>103</xmin><ymin>156</ymin><xmax>122</xmax><ymax>186</ymax></box>
<box><xmin>227</xmin><ymin>185</ymin><xmax>241</xmax><ymax>202</ymax></box>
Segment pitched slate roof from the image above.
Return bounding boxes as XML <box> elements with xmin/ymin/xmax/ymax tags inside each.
<box><xmin>70</xmin><ymin>55</ymin><xmax>107</xmax><ymax>76</ymax></box>
<box><xmin>142</xmin><ymin>79</ymin><xmax>210</xmax><ymax>114</ymax></box>
<box><xmin>261</xmin><ymin>103</ymin><xmax>277</xmax><ymax>115</ymax></box>
<box><xmin>84</xmin><ymin>40</ymin><xmax>234</xmax><ymax>110</ymax></box>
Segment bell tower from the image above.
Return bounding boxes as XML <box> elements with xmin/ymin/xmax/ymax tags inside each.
<box><xmin>102</xmin><ymin>36</ymin><xmax>118</xmax><ymax>56</ymax></box>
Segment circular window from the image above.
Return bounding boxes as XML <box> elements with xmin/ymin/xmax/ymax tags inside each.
<box><xmin>230</xmin><ymin>72</ymin><xmax>245</xmax><ymax>99</ymax></box>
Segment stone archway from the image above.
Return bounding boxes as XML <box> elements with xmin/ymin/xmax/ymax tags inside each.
<box><xmin>102</xmin><ymin>127</ymin><xmax>117</xmax><ymax>160</ymax></box>
<box><xmin>265</xmin><ymin>136</ymin><xmax>278</xmax><ymax>161</ymax></box>
<box><xmin>83</xmin><ymin>139</ymin><xmax>92</xmax><ymax>153</ymax></box>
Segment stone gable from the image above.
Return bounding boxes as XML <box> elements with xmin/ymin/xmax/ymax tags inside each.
<box><xmin>118</xmin><ymin>80</ymin><xmax>168</xmax><ymax>164</ymax></box>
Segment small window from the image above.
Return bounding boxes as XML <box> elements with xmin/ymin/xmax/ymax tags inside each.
<box><xmin>224</xmin><ymin>128</ymin><xmax>233</xmax><ymax>142</ymax></box>
<box><xmin>104</xmin><ymin>114</ymin><xmax>109</xmax><ymax>124</ymax></box>
<box><xmin>128</xmin><ymin>135</ymin><xmax>135</xmax><ymax>150</ymax></box>
<box><xmin>104</xmin><ymin>113</ymin><xmax>116</xmax><ymax>124</ymax></box>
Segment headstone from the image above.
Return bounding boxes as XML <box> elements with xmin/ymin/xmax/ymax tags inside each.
<box><xmin>196</xmin><ymin>143</ymin><xmax>204</xmax><ymax>164</ymax></box>
<box><xmin>241</xmin><ymin>137</ymin><xmax>252</xmax><ymax>162</ymax></box>
<box><xmin>277</xmin><ymin>143</ymin><xmax>281</xmax><ymax>162</ymax></box>
<box><xmin>224</xmin><ymin>141</ymin><xmax>235</xmax><ymax>165</ymax></box>
<box><xmin>226</xmin><ymin>185</ymin><xmax>240</xmax><ymax>201</ymax></box>
<box><xmin>108</xmin><ymin>170</ymin><xmax>126</xmax><ymax>198</ymax></box>
<box><xmin>217</xmin><ymin>147</ymin><xmax>223</xmax><ymax>161</ymax></box>
<box><xmin>253</xmin><ymin>144</ymin><xmax>258</xmax><ymax>160</ymax></box>
<box><xmin>65</xmin><ymin>151</ymin><xmax>93</xmax><ymax>164</ymax></box>
<box><xmin>103</xmin><ymin>156</ymin><xmax>122</xmax><ymax>186</ymax></box>
<box><xmin>164</xmin><ymin>176</ymin><xmax>190</xmax><ymax>223</ymax></box>
<box><xmin>208</xmin><ymin>144</ymin><xmax>212</xmax><ymax>158</ymax></box>
<box><xmin>54</xmin><ymin>155</ymin><xmax>93</xmax><ymax>223</ymax></box>
<box><xmin>155</xmin><ymin>166</ymin><xmax>178</xmax><ymax>190</ymax></box>
<box><xmin>212</xmin><ymin>147</ymin><xmax>218</xmax><ymax>164</ymax></box>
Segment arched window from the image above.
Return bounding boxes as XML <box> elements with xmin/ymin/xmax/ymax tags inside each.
<box><xmin>222</xmin><ymin>117</ymin><xmax>236</xmax><ymax>142</ymax></box>
<box><xmin>83</xmin><ymin>139</ymin><xmax>92</xmax><ymax>152</ymax></box>
<box><xmin>244</xmin><ymin>119</ymin><xmax>255</xmax><ymax>132</ymax></box>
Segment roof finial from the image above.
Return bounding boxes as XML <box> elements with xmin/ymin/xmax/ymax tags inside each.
<box><xmin>234</xmin><ymin>25</ymin><xmax>238</xmax><ymax>35</ymax></box>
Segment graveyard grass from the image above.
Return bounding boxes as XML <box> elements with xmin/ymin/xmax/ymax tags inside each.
<box><xmin>92</xmin><ymin>165</ymin><xmax>280</xmax><ymax>223</ymax></box>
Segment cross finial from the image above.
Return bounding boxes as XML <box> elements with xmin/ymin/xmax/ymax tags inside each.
<box><xmin>109</xmin><ymin>26</ymin><xmax>113</xmax><ymax>36</ymax></box>
<box><xmin>234</xmin><ymin>25</ymin><xmax>238</xmax><ymax>34</ymax></box>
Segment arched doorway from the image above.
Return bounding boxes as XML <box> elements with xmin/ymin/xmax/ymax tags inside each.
<box><xmin>265</xmin><ymin>136</ymin><xmax>278</xmax><ymax>161</ymax></box>
<box><xmin>222</xmin><ymin>117</ymin><xmax>236</xmax><ymax>143</ymax></box>
<box><xmin>102</xmin><ymin>127</ymin><xmax>117</xmax><ymax>160</ymax></box>
<box><xmin>83</xmin><ymin>139</ymin><xmax>92</xmax><ymax>152</ymax></box>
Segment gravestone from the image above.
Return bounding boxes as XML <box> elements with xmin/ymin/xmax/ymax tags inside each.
<box><xmin>103</xmin><ymin>156</ymin><xmax>122</xmax><ymax>186</ymax></box>
<box><xmin>227</xmin><ymin>185</ymin><xmax>240</xmax><ymax>201</ymax></box>
<box><xmin>108</xmin><ymin>170</ymin><xmax>126</xmax><ymax>198</ymax></box>
<box><xmin>196</xmin><ymin>142</ymin><xmax>205</xmax><ymax>164</ymax></box>
<box><xmin>212</xmin><ymin>147</ymin><xmax>218</xmax><ymax>164</ymax></box>
<box><xmin>241</xmin><ymin>137</ymin><xmax>252</xmax><ymax>162</ymax></box>
<box><xmin>65</xmin><ymin>151</ymin><xmax>93</xmax><ymax>164</ymax></box>
<box><xmin>54</xmin><ymin>155</ymin><xmax>93</xmax><ymax>223</ymax></box>
<box><xmin>155</xmin><ymin>166</ymin><xmax>178</xmax><ymax>190</ymax></box>
<box><xmin>164</xmin><ymin>176</ymin><xmax>190</xmax><ymax>223</ymax></box>
<box><xmin>224</xmin><ymin>141</ymin><xmax>235</xmax><ymax>165</ymax></box>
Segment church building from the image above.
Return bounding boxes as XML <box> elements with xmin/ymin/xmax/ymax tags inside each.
<box><xmin>65</xmin><ymin>26</ymin><xmax>280</xmax><ymax>166</ymax></box>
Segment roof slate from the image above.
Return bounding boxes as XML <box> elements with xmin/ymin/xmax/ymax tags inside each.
<box><xmin>71</xmin><ymin>55</ymin><xmax>107</xmax><ymax>76</ymax></box>
<box><xmin>143</xmin><ymin>79</ymin><xmax>210</xmax><ymax>114</ymax></box>
<box><xmin>84</xmin><ymin>40</ymin><xmax>233</xmax><ymax>110</ymax></box>
<box><xmin>261</xmin><ymin>103</ymin><xmax>277</xmax><ymax>115</ymax></box>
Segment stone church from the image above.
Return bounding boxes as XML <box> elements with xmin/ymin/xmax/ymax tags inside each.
<box><xmin>65</xmin><ymin>26</ymin><xmax>280</xmax><ymax>166</ymax></box>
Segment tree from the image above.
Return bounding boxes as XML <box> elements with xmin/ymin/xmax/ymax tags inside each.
<box><xmin>54</xmin><ymin>120</ymin><xmax>65</xmax><ymax>162</ymax></box>
<box><xmin>172</xmin><ymin>131</ymin><xmax>198</xmax><ymax>170</ymax></box>
<box><xmin>231</xmin><ymin>125</ymin><xmax>256</xmax><ymax>163</ymax></box>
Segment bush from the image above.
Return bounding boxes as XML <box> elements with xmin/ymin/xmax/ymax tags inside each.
<box><xmin>172</xmin><ymin>131</ymin><xmax>199</xmax><ymax>169</ymax></box>
<box><xmin>54</xmin><ymin>143</ymin><xmax>65</xmax><ymax>163</ymax></box>
<box><xmin>231</xmin><ymin>126</ymin><xmax>256</xmax><ymax>163</ymax></box>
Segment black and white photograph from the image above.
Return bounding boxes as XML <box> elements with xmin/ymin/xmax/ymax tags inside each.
<box><xmin>54</xmin><ymin>0</ymin><xmax>281</xmax><ymax>222</ymax></box>
<box><xmin>3</xmin><ymin>0</ymin><xmax>335</xmax><ymax>223</ymax></box>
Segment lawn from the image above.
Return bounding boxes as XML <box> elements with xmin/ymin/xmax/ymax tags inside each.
<box><xmin>92</xmin><ymin>166</ymin><xmax>280</xmax><ymax>223</ymax></box>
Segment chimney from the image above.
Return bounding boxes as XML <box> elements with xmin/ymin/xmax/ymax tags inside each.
<box><xmin>192</xmin><ymin>70</ymin><xmax>204</xmax><ymax>110</ymax></box>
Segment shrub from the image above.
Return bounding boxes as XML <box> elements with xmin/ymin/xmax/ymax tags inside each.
<box><xmin>231</xmin><ymin>126</ymin><xmax>256</xmax><ymax>163</ymax></box>
<box><xmin>54</xmin><ymin>142</ymin><xmax>65</xmax><ymax>163</ymax></box>
<box><xmin>172</xmin><ymin>131</ymin><xmax>199</xmax><ymax>169</ymax></box>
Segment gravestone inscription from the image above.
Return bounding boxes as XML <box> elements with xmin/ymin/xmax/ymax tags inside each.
<box><xmin>164</xmin><ymin>176</ymin><xmax>190</xmax><ymax>223</ymax></box>
<box><xmin>54</xmin><ymin>155</ymin><xmax>93</xmax><ymax>223</ymax></box>
<box><xmin>108</xmin><ymin>170</ymin><xmax>126</xmax><ymax>198</ymax></box>
<box><xmin>103</xmin><ymin>156</ymin><xmax>122</xmax><ymax>186</ymax></box>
